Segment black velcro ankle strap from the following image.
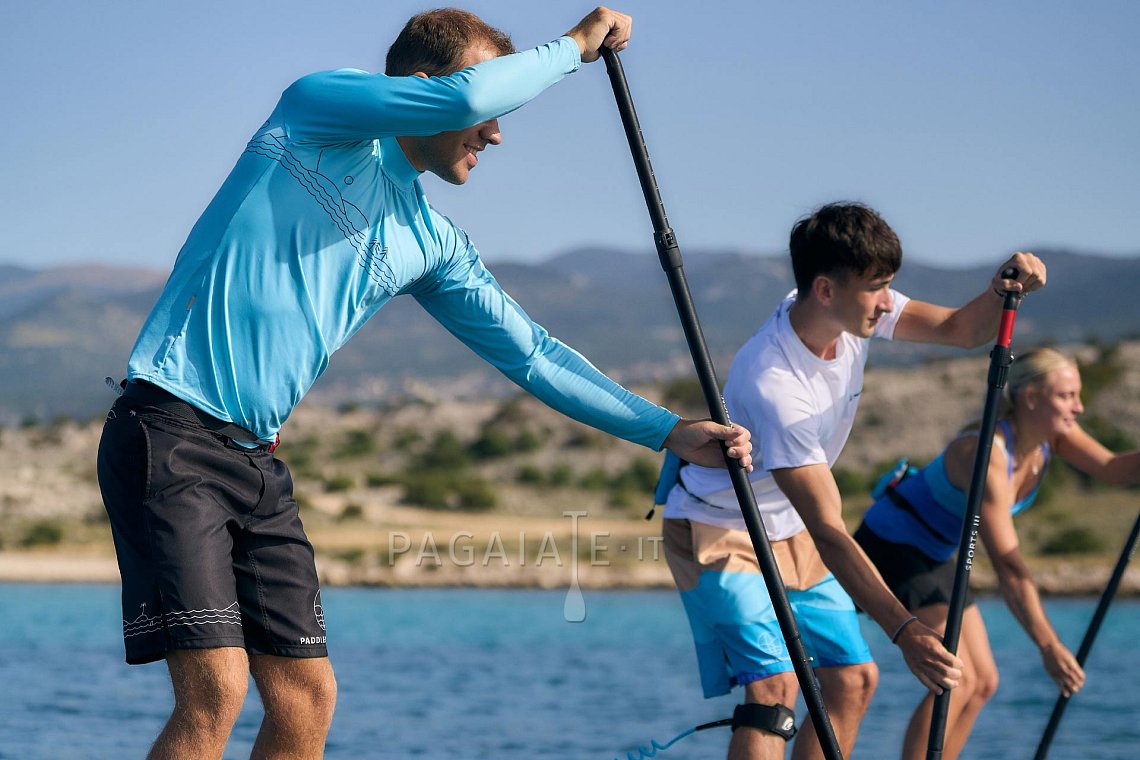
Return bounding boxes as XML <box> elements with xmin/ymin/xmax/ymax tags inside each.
<box><xmin>732</xmin><ymin>703</ymin><xmax>797</xmax><ymax>740</ymax></box>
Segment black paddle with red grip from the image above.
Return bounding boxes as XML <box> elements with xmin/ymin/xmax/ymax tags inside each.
<box><xmin>926</xmin><ymin>268</ymin><xmax>1023</xmax><ymax>760</ymax></box>
<box><xmin>599</xmin><ymin>47</ymin><xmax>843</xmax><ymax>760</ymax></box>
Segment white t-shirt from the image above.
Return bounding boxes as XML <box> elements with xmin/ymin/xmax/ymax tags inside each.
<box><xmin>664</xmin><ymin>289</ymin><xmax>911</xmax><ymax>539</ymax></box>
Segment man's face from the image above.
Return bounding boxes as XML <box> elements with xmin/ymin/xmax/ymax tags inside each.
<box><xmin>830</xmin><ymin>270</ymin><xmax>896</xmax><ymax>338</ymax></box>
<box><xmin>404</xmin><ymin>44</ymin><xmax>503</xmax><ymax>185</ymax></box>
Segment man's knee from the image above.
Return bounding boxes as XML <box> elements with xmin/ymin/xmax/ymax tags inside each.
<box><xmin>744</xmin><ymin>671</ymin><xmax>799</xmax><ymax>707</ymax></box>
<box><xmin>300</xmin><ymin>665</ymin><xmax>338</xmax><ymax>720</ymax></box>
<box><xmin>252</xmin><ymin>657</ymin><xmax>337</xmax><ymax>724</ymax></box>
<box><xmin>167</xmin><ymin>648</ymin><xmax>250</xmax><ymax>724</ymax></box>
<box><xmin>825</xmin><ymin>662</ymin><xmax>879</xmax><ymax>707</ymax></box>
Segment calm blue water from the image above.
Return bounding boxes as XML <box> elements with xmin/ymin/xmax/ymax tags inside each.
<box><xmin>0</xmin><ymin>584</ymin><xmax>1136</xmax><ymax>759</ymax></box>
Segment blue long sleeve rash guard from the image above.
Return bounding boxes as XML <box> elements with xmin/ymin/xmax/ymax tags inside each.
<box><xmin>127</xmin><ymin>37</ymin><xmax>679</xmax><ymax>448</ymax></box>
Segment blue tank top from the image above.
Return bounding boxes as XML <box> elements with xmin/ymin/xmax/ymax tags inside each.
<box><xmin>862</xmin><ymin>419</ymin><xmax>1051</xmax><ymax>561</ymax></box>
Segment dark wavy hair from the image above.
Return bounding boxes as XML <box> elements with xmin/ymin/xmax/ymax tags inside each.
<box><xmin>789</xmin><ymin>202</ymin><xmax>902</xmax><ymax>298</ymax></box>
<box><xmin>386</xmin><ymin>8</ymin><xmax>515</xmax><ymax>77</ymax></box>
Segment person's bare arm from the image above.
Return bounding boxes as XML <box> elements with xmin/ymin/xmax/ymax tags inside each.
<box><xmin>1054</xmin><ymin>423</ymin><xmax>1140</xmax><ymax>486</ymax></box>
<box><xmin>771</xmin><ymin>464</ymin><xmax>962</xmax><ymax>693</ymax></box>
<box><xmin>893</xmin><ymin>251</ymin><xmax>1046</xmax><ymax>348</ymax></box>
<box><xmin>949</xmin><ymin>437</ymin><xmax>1085</xmax><ymax>696</ymax></box>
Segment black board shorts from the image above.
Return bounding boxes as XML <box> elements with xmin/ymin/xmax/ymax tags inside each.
<box><xmin>853</xmin><ymin>521</ymin><xmax>975</xmax><ymax>612</ymax></box>
<box><xmin>97</xmin><ymin>393</ymin><xmax>328</xmax><ymax>664</ymax></box>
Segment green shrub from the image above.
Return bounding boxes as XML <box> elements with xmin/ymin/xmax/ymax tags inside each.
<box><xmin>456</xmin><ymin>479</ymin><xmax>497</xmax><ymax>511</ymax></box>
<box><xmin>832</xmin><ymin>467</ymin><xmax>866</xmax><ymax>498</ymax></box>
<box><xmin>514</xmin><ymin>428</ymin><xmax>542</xmax><ymax>453</ymax></box>
<box><xmin>426</xmin><ymin>431</ymin><xmax>470</xmax><ymax>468</ymax></box>
<box><xmin>339</xmin><ymin>503</ymin><xmax>364</xmax><ymax>522</ymax></box>
<box><xmin>469</xmin><ymin>427</ymin><xmax>514</xmax><ymax>459</ymax></box>
<box><xmin>1039</xmin><ymin>526</ymin><xmax>1106</xmax><ymax>556</ymax></box>
<box><xmin>335</xmin><ymin>428</ymin><xmax>377</xmax><ymax>459</ymax></box>
<box><xmin>1080</xmin><ymin>415</ymin><xmax>1136</xmax><ymax>453</ymax></box>
<box><xmin>1077</xmin><ymin>344</ymin><xmax>1122</xmax><ymax>403</ymax></box>
<box><xmin>323</xmin><ymin>474</ymin><xmax>356</xmax><ymax>493</ymax></box>
<box><xmin>613</xmin><ymin>458</ymin><xmax>660</xmax><ymax>492</ymax></box>
<box><xmin>516</xmin><ymin>465</ymin><xmax>545</xmax><ymax>485</ymax></box>
<box><xmin>21</xmin><ymin>521</ymin><xmax>64</xmax><ymax>547</ymax></box>
<box><xmin>334</xmin><ymin>547</ymin><xmax>365</xmax><ymax>563</ymax></box>
<box><xmin>578</xmin><ymin>468</ymin><xmax>611</xmax><ymax>491</ymax></box>
<box><xmin>662</xmin><ymin>377</ymin><xmax>707</xmax><ymax>414</ymax></box>
<box><xmin>548</xmin><ymin>464</ymin><xmax>575</xmax><ymax>487</ymax></box>
<box><xmin>565</xmin><ymin>429</ymin><xmax>611</xmax><ymax>450</ymax></box>
<box><xmin>393</xmin><ymin>427</ymin><xmax>423</xmax><ymax>450</ymax></box>
<box><xmin>490</xmin><ymin>396</ymin><xmax>531</xmax><ymax>426</ymax></box>
<box><xmin>366</xmin><ymin>471</ymin><xmax>401</xmax><ymax>487</ymax></box>
<box><xmin>401</xmin><ymin>472</ymin><xmax>452</xmax><ymax>509</ymax></box>
<box><xmin>608</xmin><ymin>488</ymin><xmax>638</xmax><ymax>509</ymax></box>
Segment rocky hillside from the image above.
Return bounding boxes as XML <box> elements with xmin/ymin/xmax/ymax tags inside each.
<box><xmin>1</xmin><ymin>341</ymin><xmax>1137</xmax><ymax>592</ymax></box>
<box><xmin>2</xmin><ymin>248</ymin><xmax>1138</xmax><ymax>424</ymax></box>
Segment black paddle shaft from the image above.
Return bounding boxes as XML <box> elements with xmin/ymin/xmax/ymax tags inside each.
<box><xmin>1032</xmin><ymin>508</ymin><xmax>1140</xmax><ymax>759</ymax></box>
<box><xmin>600</xmin><ymin>48</ymin><xmax>843</xmax><ymax>760</ymax></box>
<box><xmin>926</xmin><ymin>276</ymin><xmax>1022</xmax><ymax>760</ymax></box>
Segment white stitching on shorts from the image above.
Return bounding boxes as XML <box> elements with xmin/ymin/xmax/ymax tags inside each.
<box><xmin>123</xmin><ymin>601</ymin><xmax>242</xmax><ymax>638</ymax></box>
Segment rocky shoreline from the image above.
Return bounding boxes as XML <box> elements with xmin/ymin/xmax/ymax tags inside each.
<box><xmin>2</xmin><ymin>550</ymin><xmax>1137</xmax><ymax>597</ymax></box>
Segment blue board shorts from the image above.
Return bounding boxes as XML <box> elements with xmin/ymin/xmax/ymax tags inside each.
<box><xmin>663</xmin><ymin>518</ymin><xmax>872</xmax><ymax>698</ymax></box>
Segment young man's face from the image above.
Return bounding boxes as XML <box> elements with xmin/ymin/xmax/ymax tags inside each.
<box><xmin>830</xmin><ymin>269</ymin><xmax>896</xmax><ymax>338</ymax></box>
<box><xmin>403</xmin><ymin>44</ymin><xmax>503</xmax><ymax>185</ymax></box>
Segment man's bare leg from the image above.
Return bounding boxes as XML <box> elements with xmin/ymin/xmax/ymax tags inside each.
<box><xmin>727</xmin><ymin>672</ymin><xmax>799</xmax><ymax>760</ymax></box>
<box><xmin>791</xmin><ymin>661</ymin><xmax>878</xmax><ymax>760</ymax></box>
<box><xmin>249</xmin><ymin>655</ymin><xmax>337</xmax><ymax>760</ymax></box>
<box><xmin>148</xmin><ymin>647</ymin><xmax>250</xmax><ymax>760</ymax></box>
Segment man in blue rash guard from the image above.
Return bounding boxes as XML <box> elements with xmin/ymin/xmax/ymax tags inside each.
<box><xmin>96</xmin><ymin>8</ymin><xmax>752</xmax><ymax>758</ymax></box>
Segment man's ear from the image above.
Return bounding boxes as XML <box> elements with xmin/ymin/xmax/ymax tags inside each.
<box><xmin>812</xmin><ymin>275</ymin><xmax>835</xmax><ymax>305</ymax></box>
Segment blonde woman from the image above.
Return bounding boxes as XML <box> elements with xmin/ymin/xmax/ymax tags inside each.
<box><xmin>854</xmin><ymin>348</ymin><xmax>1140</xmax><ymax>759</ymax></box>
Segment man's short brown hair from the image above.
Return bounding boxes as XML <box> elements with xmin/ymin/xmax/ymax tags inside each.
<box><xmin>386</xmin><ymin>8</ymin><xmax>515</xmax><ymax>77</ymax></box>
<box><xmin>789</xmin><ymin>202</ymin><xmax>903</xmax><ymax>297</ymax></box>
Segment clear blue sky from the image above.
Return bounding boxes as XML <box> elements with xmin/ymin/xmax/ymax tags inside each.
<box><xmin>2</xmin><ymin>1</ymin><xmax>1136</xmax><ymax>270</ymax></box>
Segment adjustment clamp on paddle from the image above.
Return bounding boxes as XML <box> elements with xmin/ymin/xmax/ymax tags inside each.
<box><xmin>653</xmin><ymin>228</ymin><xmax>682</xmax><ymax>269</ymax></box>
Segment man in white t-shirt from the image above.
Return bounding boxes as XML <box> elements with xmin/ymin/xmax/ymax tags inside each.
<box><xmin>661</xmin><ymin>203</ymin><xmax>1046</xmax><ymax>760</ymax></box>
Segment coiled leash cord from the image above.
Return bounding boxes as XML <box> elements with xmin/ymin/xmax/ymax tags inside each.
<box><xmin>613</xmin><ymin>716</ymin><xmax>733</xmax><ymax>760</ymax></box>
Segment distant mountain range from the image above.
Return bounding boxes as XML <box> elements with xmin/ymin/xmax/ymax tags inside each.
<box><xmin>1</xmin><ymin>248</ymin><xmax>1137</xmax><ymax>423</ymax></box>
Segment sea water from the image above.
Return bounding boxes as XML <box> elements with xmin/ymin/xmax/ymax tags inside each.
<box><xmin>0</xmin><ymin>584</ymin><xmax>1136</xmax><ymax>759</ymax></box>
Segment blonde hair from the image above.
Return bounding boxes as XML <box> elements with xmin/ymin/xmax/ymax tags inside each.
<box><xmin>1004</xmin><ymin>347</ymin><xmax>1078</xmax><ymax>413</ymax></box>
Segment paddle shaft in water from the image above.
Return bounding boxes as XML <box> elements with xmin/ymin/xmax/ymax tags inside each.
<box><xmin>1032</xmin><ymin>508</ymin><xmax>1140</xmax><ymax>759</ymax></box>
<box><xmin>926</xmin><ymin>275</ymin><xmax>1022</xmax><ymax>760</ymax></box>
<box><xmin>599</xmin><ymin>46</ymin><xmax>843</xmax><ymax>760</ymax></box>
